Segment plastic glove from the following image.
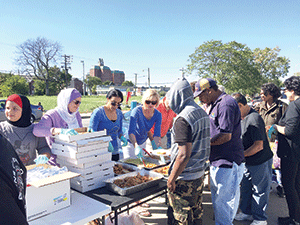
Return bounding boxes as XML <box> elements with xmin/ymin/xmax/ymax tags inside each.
<box><xmin>108</xmin><ymin>142</ymin><xmax>114</xmax><ymax>152</ymax></box>
<box><xmin>61</xmin><ymin>129</ymin><xmax>78</xmax><ymax>136</ymax></box>
<box><xmin>34</xmin><ymin>155</ymin><xmax>49</xmax><ymax>165</ymax></box>
<box><xmin>120</xmin><ymin>136</ymin><xmax>128</xmax><ymax>147</ymax></box>
<box><xmin>87</xmin><ymin>128</ymin><xmax>94</xmax><ymax>133</ymax></box>
<box><xmin>151</xmin><ymin>140</ymin><xmax>158</xmax><ymax>150</ymax></box>
<box><xmin>268</xmin><ymin>124</ymin><xmax>277</xmax><ymax>139</ymax></box>
<box><xmin>135</xmin><ymin>146</ymin><xmax>144</xmax><ymax>159</ymax></box>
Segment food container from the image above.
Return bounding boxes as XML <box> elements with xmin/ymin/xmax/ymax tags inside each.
<box><xmin>113</xmin><ymin>162</ymin><xmax>140</xmax><ymax>176</ymax></box>
<box><xmin>105</xmin><ymin>170</ymin><xmax>164</xmax><ymax>196</ymax></box>
<box><xmin>120</xmin><ymin>156</ymin><xmax>169</xmax><ymax>170</ymax></box>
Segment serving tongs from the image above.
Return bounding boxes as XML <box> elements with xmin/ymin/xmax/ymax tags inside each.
<box><xmin>139</xmin><ymin>156</ymin><xmax>146</xmax><ymax>167</ymax></box>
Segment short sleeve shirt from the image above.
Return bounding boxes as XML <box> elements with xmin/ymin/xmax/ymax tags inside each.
<box><xmin>173</xmin><ymin>117</ymin><xmax>192</xmax><ymax>145</ymax></box>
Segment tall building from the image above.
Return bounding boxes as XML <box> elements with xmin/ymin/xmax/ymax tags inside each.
<box><xmin>89</xmin><ymin>58</ymin><xmax>125</xmax><ymax>85</ymax></box>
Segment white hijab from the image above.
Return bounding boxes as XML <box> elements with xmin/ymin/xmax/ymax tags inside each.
<box><xmin>56</xmin><ymin>88</ymin><xmax>80</xmax><ymax>129</ymax></box>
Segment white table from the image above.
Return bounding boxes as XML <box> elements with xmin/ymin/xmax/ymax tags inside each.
<box><xmin>29</xmin><ymin>191</ymin><xmax>111</xmax><ymax>225</ymax></box>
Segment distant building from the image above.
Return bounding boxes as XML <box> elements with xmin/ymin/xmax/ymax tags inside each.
<box><xmin>68</xmin><ymin>78</ymin><xmax>83</xmax><ymax>94</ymax></box>
<box><xmin>90</xmin><ymin>58</ymin><xmax>125</xmax><ymax>85</ymax></box>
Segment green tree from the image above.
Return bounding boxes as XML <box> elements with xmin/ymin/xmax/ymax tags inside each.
<box><xmin>103</xmin><ymin>80</ymin><xmax>113</xmax><ymax>85</ymax></box>
<box><xmin>187</xmin><ymin>40</ymin><xmax>261</xmax><ymax>95</ymax></box>
<box><xmin>122</xmin><ymin>80</ymin><xmax>134</xmax><ymax>86</ymax></box>
<box><xmin>84</xmin><ymin>76</ymin><xmax>102</xmax><ymax>94</ymax></box>
<box><xmin>0</xmin><ymin>75</ymin><xmax>29</xmax><ymax>97</ymax></box>
<box><xmin>16</xmin><ymin>37</ymin><xmax>62</xmax><ymax>95</ymax></box>
<box><xmin>253</xmin><ymin>46</ymin><xmax>290</xmax><ymax>86</ymax></box>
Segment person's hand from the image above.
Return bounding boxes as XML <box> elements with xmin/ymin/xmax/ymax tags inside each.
<box><xmin>265</xmin><ymin>125</ymin><xmax>271</xmax><ymax>133</ymax></box>
<box><xmin>135</xmin><ymin>146</ymin><xmax>144</xmax><ymax>159</ymax></box>
<box><xmin>108</xmin><ymin>142</ymin><xmax>114</xmax><ymax>152</ymax></box>
<box><xmin>87</xmin><ymin>128</ymin><xmax>94</xmax><ymax>133</ymax></box>
<box><xmin>167</xmin><ymin>179</ymin><xmax>176</xmax><ymax>193</ymax></box>
<box><xmin>120</xmin><ymin>136</ymin><xmax>128</xmax><ymax>147</ymax></box>
<box><xmin>268</xmin><ymin>124</ymin><xmax>277</xmax><ymax>139</ymax></box>
<box><xmin>61</xmin><ymin>129</ymin><xmax>78</xmax><ymax>136</ymax></box>
<box><xmin>34</xmin><ymin>155</ymin><xmax>49</xmax><ymax>165</ymax></box>
<box><xmin>151</xmin><ymin>140</ymin><xmax>158</xmax><ymax>150</ymax></box>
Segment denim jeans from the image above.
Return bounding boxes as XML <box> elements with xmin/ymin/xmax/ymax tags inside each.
<box><xmin>210</xmin><ymin>162</ymin><xmax>245</xmax><ymax>225</ymax></box>
<box><xmin>239</xmin><ymin>158</ymin><xmax>272</xmax><ymax>221</ymax></box>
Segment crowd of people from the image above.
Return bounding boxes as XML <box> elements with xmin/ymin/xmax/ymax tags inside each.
<box><xmin>0</xmin><ymin>75</ymin><xmax>299</xmax><ymax>225</ymax></box>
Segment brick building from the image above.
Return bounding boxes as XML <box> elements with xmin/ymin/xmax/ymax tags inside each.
<box><xmin>90</xmin><ymin>58</ymin><xmax>125</xmax><ymax>85</ymax></box>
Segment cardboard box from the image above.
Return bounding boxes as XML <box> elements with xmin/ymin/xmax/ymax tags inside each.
<box><xmin>26</xmin><ymin>165</ymin><xmax>80</xmax><ymax>221</ymax></box>
<box><xmin>54</xmin><ymin>128</ymin><xmax>107</xmax><ymax>142</ymax></box>
<box><xmin>57</xmin><ymin>152</ymin><xmax>112</xmax><ymax>165</ymax></box>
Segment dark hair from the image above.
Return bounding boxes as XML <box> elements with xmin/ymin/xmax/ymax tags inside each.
<box><xmin>190</xmin><ymin>81</ymin><xmax>197</xmax><ymax>93</ymax></box>
<box><xmin>261</xmin><ymin>83</ymin><xmax>281</xmax><ymax>100</ymax></box>
<box><xmin>284</xmin><ymin>76</ymin><xmax>300</xmax><ymax>96</ymax></box>
<box><xmin>232</xmin><ymin>92</ymin><xmax>247</xmax><ymax>105</ymax></box>
<box><xmin>106</xmin><ymin>89</ymin><xmax>123</xmax><ymax>102</ymax></box>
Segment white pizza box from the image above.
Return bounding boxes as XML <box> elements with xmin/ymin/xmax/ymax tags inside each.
<box><xmin>52</xmin><ymin>140</ymin><xmax>110</xmax><ymax>154</ymax></box>
<box><xmin>70</xmin><ymin>169</ymin><xmax>114</xmax><ymax>192</ymax></box>
<box><xmin>25</xmin><ymin>164</ymin><xmax>80</xmax><ymax>222</ymax></box>
<box><xmin>52</xmin><ymin>146</ymin><xmax>109</xmax><ymax>160</ymax></box>
<box><xmin>53</xmin><ymin>136</ymin><xmax>112</xmax><ymax>151</ymax></box>
<box><xmin>57</xmin><ymin>156</ymin><xmax>112</xmax><ymax>170</ymax></box>
<box><xmin>57</xmin><ymin>152</ymin><xmax>112</xmax><ymax>165</ymax></box>
<box><xmin>62</xmin><ymin>161</ymin><xmax>115</xmax><ymax>180</ymax></box>
<box><xmin>72</xmin><ymin>167</ymin><xmax>114</xmax><ymax>181</ymax></box>
<box><xmin>53</xmin><ymin>128</ymin><xmax>107</xmax><ymax>142</ymax></box>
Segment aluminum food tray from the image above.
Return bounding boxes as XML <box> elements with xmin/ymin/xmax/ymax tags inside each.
<box><xmin>105</xmin><ymin>170</ymin><xmax>164</xmax><ymax>196</ymax></box>
<box><xmin>120</xmin><ymin>156</ymin><xmax>170</xmax><ymax>170</ymax></box>
<box><xmin>114</xmin><ymin>162</ymin><xmax>140</xmax><ymax>176</ymax></box>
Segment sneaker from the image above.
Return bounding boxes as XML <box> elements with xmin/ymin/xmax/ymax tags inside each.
<box><xmin>250</xmin><ymin>220</ymin><xmax>267</xmax><ymax>225</ymax></box>
<box><xmin>278</xmin><ymin>217</ymin><xmax>296</xmax><ymax>225</ymax></box>
<box><xmin>235</xmin><ymin>212</ymin><xmax>253</xmax><ymax>221</ymax></box>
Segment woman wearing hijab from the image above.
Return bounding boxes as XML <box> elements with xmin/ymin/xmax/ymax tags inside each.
<box><xmin>33</xmin><ymin>88</ymin><xmax>82</xmax><ymax>165</ymax></box>
<box><xmin>88</xmin><ymin>89</ymin><xmax>127</xmax><ymax>161</ymax></box>
<box><xmin>0</xmin><ymin>94</ymin><xmax>51</xmax><ymax>166</ymax></box>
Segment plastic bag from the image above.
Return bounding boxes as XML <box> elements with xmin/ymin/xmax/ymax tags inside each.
<box><xmin>105</xmin><ymin>212</ymin><xmax>145</xmax><ymax>225</ymax></box>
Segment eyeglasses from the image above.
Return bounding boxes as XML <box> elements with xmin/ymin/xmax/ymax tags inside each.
<box><xmin>73</xmin><ymin>100</ymin><xmax>81</xmax><ymax>105</ymax></box>
<box><xmin>111</xmin><ymin>101</ymin><xmax>122</xmax><ymax>106</ymax></box>
<box><xmin>145</xmin><ymin>100</ymin><xmax>157</xmax><ymax>105</ymax></box>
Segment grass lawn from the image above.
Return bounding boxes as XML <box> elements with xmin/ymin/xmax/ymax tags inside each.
<box><xmin>28</xmin><ymin>95</ymin><xmax>143</xmax><ymax>113</ymax></box>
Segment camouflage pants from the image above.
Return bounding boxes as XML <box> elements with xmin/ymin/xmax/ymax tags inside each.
<box><xmin>167</xmin><ymin>176</ymin><xmax>204</xmax><ymax>225</ymax></box>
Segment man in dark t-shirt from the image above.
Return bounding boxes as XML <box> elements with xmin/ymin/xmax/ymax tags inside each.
<box><xmin>0</xmin><ymin>134</ymin><xmax>28</xmax><ymax>225</ymax></box>
<box><xmin>232</xmin><ymin>93</ymin><xmax>273</xmax><ymax>225</ymax></box>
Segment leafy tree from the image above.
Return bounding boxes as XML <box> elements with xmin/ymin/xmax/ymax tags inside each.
<box><xmin>122</xmin><ymin>80</ymin><xmax>134</xmax><ymax>86</ymax></box>
<box><xmin>295</xmin><ymin>72</ymin><xmax>300</xmax><ymax>76</ymax></box>
<box><xmin>103</xmin><ymin>80</ymin><xmax>113</xmax><ymax>85</ymax></box>
<box><xmin>187</xmin><ymin>40</ymin><xmax>261</xmax><ymax>95</ymax></box>
<box><xmin>16</xmin><ymin>37</ymin><xmax>62</xmax><ymax>95</ymax></box>
<box><xmin>84</xmin><ymin>76</ymin><xmax>102</xmax><ymax>94</ymax></box>
<box><xmin>0</xmin><ymin>72</ymin><xmax>13</xmax><ymax>84</ymax></box>
<box><xmin>0</xmin><ymin>75</ymin><xmax>29</xmax><ymax>97</ymax></box>
<box><xmin>253</xmin><ymin>46</ymin><xmax>290</xmax><ymax>86</ymax></box>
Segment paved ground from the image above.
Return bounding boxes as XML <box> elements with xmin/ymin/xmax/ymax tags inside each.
<box><xmin>139</xmin><ymin>180</ymin><xmax>288</xmax><ymax>225</ymax></box>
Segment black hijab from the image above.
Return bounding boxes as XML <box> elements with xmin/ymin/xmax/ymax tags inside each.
<box><xmin>6</xmin><ymin>94</ymin><xmax>32</xmax><ymax>127</ymax></box>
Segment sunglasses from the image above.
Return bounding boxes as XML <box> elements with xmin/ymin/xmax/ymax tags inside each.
<box><xmin>111</xmin><ymin>101</ymin><xmax>122</xmax><ymax>106</ymax></box>
<box><xmin>145</xmin><ymin>100</ymin><xmax>157</xmax><ymax>105</ymax></box>
<box><xmin>73</xmin><ymin>100</ymin><xmax>81</xmax><ymax>105</ymax></box>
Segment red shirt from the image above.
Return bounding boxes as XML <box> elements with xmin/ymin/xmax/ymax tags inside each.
<box><xmin>150</xmin><ymin>102</ymin><xmax>176</xmax><ymax>137</ymax></box>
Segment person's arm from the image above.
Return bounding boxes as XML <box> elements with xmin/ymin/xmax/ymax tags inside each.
<box><xmin>244</xmin><ymin>140</ymin><xmax>263</xmax><ymax>157</ymax></box>
<box><xmin>88</xmin><ymin>108</ymin><xmax>101</xmax><ymax>131</ymax></box>
<box><xmin>276</xmin><ymin>125</ymin><xmax>285</xmax><ymax>135</ymax></box>
<box><xmin>129</xmin><ymin>133</ymin><xmax>137</xmax><ymax>147</ymax></box>
<box><xmin>33</xmin><ymin>113</ymin><xmax>55</xmax><ymax>137</ymax></box>
<box><xmin>167</xmin><ymin>142</ymin><xmax>192</xmax><ymax>192</ymax></box>
<box><xmin>36</xmin><ymin>137</ymin><xmax>51</xmax><ymax>159</ymax></box>
<box><xmin>211</xmin><ymin>133</ymin><xmax>232</xmax><ymax>146</ymax></box>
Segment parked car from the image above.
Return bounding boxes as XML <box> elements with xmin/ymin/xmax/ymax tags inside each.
<box><xmin>0</xmin><ymin>99</ymin><xmax>43</xmax><ymax>123</ymax></box>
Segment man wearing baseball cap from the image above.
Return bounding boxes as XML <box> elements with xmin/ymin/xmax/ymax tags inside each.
<box><xmin>194</xmin><ymin>78</ymin><xmax>245</xmax><ymax>225</ymax></box>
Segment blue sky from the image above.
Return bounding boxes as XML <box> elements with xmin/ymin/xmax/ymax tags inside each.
<box><xmin>1</xmin><ymin>0</ymin><xmax>299</xmax><ymax>86</ymax></box>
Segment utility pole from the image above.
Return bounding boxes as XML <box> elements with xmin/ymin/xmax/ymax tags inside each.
<box><xmin>134</xmin><ymin>73</ymin><xmax>137</xmax><ymax>96</ymax></box>
<box><xmin>81</xmin><ymin>60</ymin><xmax>85</xmax><ymax>96</ymax></box>
<box><xmin>61</xmin><ymin>55</ymin><xmax>72</xmax><ymax>87</ymax></box>
<box><xmin>148</xmin><ymin>68</ymin><xmax>150</xmax><ymax>87</ymax></box>
<box><xmin>180</xmin><ymin>67</ymin><xmax>185</xmax><ymax>78</ymax></box>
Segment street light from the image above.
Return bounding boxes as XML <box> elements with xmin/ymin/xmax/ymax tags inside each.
<box><xmin>81</xmin><ymin>60</ymin><xmax>85</xmax><ymax>96</ymax></box>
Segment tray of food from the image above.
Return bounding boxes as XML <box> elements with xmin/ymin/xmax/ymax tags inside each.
<box><xmin>150</xmin><ymin>149</ymin><xmax>171</xmax><ymax>157</ymax></box>
<box><xmin>105</xmin><ymin>170</ymin><xmax>164</xmax><ymax>195</ymax></box>
<box><xmin>113</xmin><ymin>163</ymin><xmax>139</xmax><ymax>175</ymax></box>
<box><xmin>120</xmin><ymin>156</ymin><xmax>169</xmax><ymax>170</ymax></box>
<box><xmin>153</xmin><ymin>165</ymin><xmax>170</xmax><ymax>177</ymax></box>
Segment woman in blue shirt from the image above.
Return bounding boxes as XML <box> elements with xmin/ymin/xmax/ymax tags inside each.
<box><xmin>89</xmin><ymin>89</ymin><xmax>127</xmax><ymax>161</ymax></box>
<box><xmin>124</xmin><ymin>89</ymin><xmax>162</xmax><ymax>159</ymax></box>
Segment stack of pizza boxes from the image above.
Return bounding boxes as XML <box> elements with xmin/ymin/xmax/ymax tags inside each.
<box><xmin>53</xmin><ymin>127</ymin><xmax>114</xmax><ymax>192</ymax></box>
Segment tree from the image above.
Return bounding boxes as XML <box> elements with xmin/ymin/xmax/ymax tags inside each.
<box><xmin>103</xmin><ymin>80</ymin><xmax>114</xmax><ymax>85</ymax></box>
<box><xmin>253</xmin><ymin>46</ymin><xmax>290</xmax><ymax>86</ymax></box>
<box><xmin>187</xmin><ymin>40</ymin><xmax>261</xmax><ymax>95</ymax></box>
<box><xmin>122</xmin><ymin>80</ymin><xmax>134</xmax><ymax>86</ymax></box>
<box><xmin>84</xmin><ymin>76</ymin><xmax>102</xmax><ymax>94</ymax></box>
<box><xmin>16</xmin><ymin>37</ymin><xmax>62</xmax><ymax>96</ymax></box>
<box><xmin>0</xmin><ymin>75</ymin><xmax>29</xmax><ymax>97</ymax></box>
